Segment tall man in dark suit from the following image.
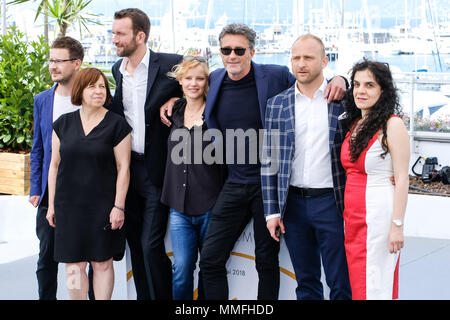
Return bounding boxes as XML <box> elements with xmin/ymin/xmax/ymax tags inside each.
<box><xmin>262</xmin><ymin>34</ymin><xmax>352</xmax><ymax>300</ymax></box>
<box><xmin>186</xmin><ymin>24</ymin><xmax>346</xmax><ymax>300</ymax></box>
<box><xmin>110</xmin><ymin>8</ymin><xmax>182</xmax><ymax>300</ymax></box>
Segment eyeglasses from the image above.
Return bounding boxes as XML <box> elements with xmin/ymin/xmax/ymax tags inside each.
<box><xmin>220</xmin><ymin>47</ymin><xmax>248</xmax><ymax>56</ymax></box>
<box><xmin>48</xmin><ymin>58</ymin><xmax>77</xmax><ymax>65</ymax></box>
<box><xmin>183</xmin><ymin>55</ymin><xmax>207</xmax><ymax>62</ymax></box>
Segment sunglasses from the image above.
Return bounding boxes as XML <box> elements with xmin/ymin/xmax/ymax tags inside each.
<box><xmin>183</xmin><ymin>55</ymin><xmax>207</xmax><ymax>62</ymax></box>
<box><xmin>220</xmin><ymin>47</ymin><xmax>248</xmax><ymax>56</ymax></box>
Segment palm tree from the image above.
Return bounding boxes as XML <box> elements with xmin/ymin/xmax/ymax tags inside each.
<box><xmin>8</xmin><ymin>0</ymin><xmax>100</xmax><ymax>41</ymax></box>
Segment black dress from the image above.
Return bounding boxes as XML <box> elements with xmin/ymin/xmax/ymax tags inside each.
<box><xmin>52</xmin><ymin>110</ymin><xmax>131</xmax><ymax>263</ymax></box>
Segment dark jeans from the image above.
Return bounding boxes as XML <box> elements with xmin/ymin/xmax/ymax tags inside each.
<box><xmin>125</xmin><ymin>158</ymin><xmax>172</xmax><ymax>300</ymax></box>
<box><xmin>36</xmin><ymin>198</ymin><xmax>95</xmax><ymax>300</ymax></box>
<box><xmin>283</xmin><ymin>191</ymin><xmax>352</xmax><ymax>300</ymax></box>
<box><xmin>170</xmin><ymin>209</ymin><xmax>211</xmax><ymax>300</ymax></box>
<box><xmin>199</xmin><ymin>182</ymin><xmax>280</xmax><ymax>300</ymax></box>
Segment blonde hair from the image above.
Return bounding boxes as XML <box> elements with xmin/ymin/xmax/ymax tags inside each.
<box><xmin>167</xmin><ymin>57</ymin><xmax>210</xmax><ymax>98</ymax></box>
<box><xmin>292</xmin><ymin>33</ymin><xmax>326</xmax><ymax>58</ymax></box>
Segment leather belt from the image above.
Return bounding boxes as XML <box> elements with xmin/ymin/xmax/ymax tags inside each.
<box><xmin>131</xmin><ymin>151</ymin><xmax>145</xmax><ymax>161</ymax></box>
<box><xmin>289</xmin><ymin>186</ymin><xmax>333</xmax><ymax>198</ymax></box>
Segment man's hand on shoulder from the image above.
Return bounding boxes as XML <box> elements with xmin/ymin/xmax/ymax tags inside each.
<box><xmin>160</xmin><ymin>97</ymin><xmax>180</xmax><ymax>127</ymax></box>
<box><xmin>324</xmin><ymin>76</ymin><xmax>347</xmax><ymax>103</ymax></box>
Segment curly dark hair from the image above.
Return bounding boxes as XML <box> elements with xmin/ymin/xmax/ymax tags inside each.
<box><xmin>344</xmin><ymin>59</ymin><xmax>403</xmax><ymax>162</ymax></box>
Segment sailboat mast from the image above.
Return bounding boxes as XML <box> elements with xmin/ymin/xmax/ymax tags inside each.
<box><xmin>293</xmin><ymin>0</ymin><xmax>305</xmax><ymax>36</ymax></box>
<box><xmin>205</xmin><ymin>0</ymin><xmax>213</xmax><ymax>32</ymax></box>
<box><xmin>170</xmin><ymin>0</ymin><xmax>175</xmax><ymax>52</ymax></box>
<box><xmin>363</xmin><ymin>0</ymin><xmax>376</xmax><ymax>59</ymax></box>
<box><xmin>2</xmin><ymin>0</ymin><xmax>6</xmax><ymax>35</ymax></box>
<box><xmin>405</xmin><ymin>0</ymin><xmax>409</xmax><ymax>29</ymax></box>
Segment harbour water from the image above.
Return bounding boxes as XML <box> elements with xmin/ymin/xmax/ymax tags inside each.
<box><xmin>95</xmin><ymin>52</ymin><xmax>450</xmax><ymax>74</ymax></box>
<box><xmin>93</xmin><ymin>51</ymin><xmax>450</xmax><ymax>120</ymax></box>
<box><xmin>214</xmin><ymin>52</ymin><xmax>450</xmax><ymax>74</ymax></box>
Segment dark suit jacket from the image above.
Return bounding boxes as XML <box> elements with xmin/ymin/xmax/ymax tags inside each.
<box><xmin>30</xmin><ymin>85</ymin><xmax>57</xmax><ymax>205</ymax></box>
<box><xmin>110</xmin><ymin>50</ymin><xmax>183</xmax><ymax>187</ymax></box>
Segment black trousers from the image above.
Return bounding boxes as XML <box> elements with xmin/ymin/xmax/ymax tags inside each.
<box><xmin>36</xmin><ymin>201</ymin><xmax>58</xmax><ymax>300</ymax></box>
<box><xmin>36</xmin><ymin>192</ymin><xmax>95</xmax><ymax>300</ymax></box>
<box><xmin>199</xmin><ymin>182</ymin><xmax>280</xmax><ymax>300</ymax></box>
<box><xmin>125</xmin><ymin>158</ymin><xmax>172</xmax><ymax>300</ymax></box>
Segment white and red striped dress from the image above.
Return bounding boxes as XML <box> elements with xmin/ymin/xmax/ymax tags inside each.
<box><xmin>341</xmin><ymin>129</ymin><xmax>400</xmax><ymax>300</ymax></box>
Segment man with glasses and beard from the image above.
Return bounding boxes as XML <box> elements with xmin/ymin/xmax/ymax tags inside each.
<box><xmin>110</xmin><ymin>8</ymin><xmax>182</xmax><ymax>300</ymax></box>
<box><xmin>31</xmin><ymin>36</ymin><xmax>96</xmax><ymax>300</ymax></box>
<box><xmin>161</xmin><ymin>23</ymin><xmax>348</xmax><ymax>300</ymax></box>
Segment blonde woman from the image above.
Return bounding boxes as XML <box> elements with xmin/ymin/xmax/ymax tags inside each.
<box><xmin>161</xmin><ymin>57</ymin><xmax>224</xmax><ymax>300</ymax></box>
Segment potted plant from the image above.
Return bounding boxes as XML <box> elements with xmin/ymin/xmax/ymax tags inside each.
<box><xmin>0</xmin><ymin>27</ymin><xmax>52</xmax><ymax>195</ymax></box>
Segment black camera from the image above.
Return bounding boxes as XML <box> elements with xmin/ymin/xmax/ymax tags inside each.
<box><xmin>421</xmin><ymin>157</ymin><xmax>439</xmax><ymax>183</ymax></box>
<box><xmin>412</xmin><ymin>156</ymin><xmax>450</xmax><ymax>184</ymax></box>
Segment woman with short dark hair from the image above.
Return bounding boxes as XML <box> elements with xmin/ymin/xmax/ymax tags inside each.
<box><xmin>46</xmin><ymin>67</ymin><xmax>132</xmax><ymax>300</ymax></box>
<box><xmin>341</xmin><ymin>59</ymin><xmax>410</xmax><ymax>299</ymax></box>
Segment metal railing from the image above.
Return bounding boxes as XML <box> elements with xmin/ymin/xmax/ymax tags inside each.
<box><xmin>392</xmin><ymin>72</ymin><xmax>450</xmax><ymax>147</ymax></box>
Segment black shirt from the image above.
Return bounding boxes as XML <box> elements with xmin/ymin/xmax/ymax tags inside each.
<box><xmin>214</xmin><ymin>66</ymin><xmax>262</xmax><ymax>184</ymax></box>
<box><xmin>160</xmin><ymin>98</ymin><xmax>225</xmax><ymax>216</ymax></box>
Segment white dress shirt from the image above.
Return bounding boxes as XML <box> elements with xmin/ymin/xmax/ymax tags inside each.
<box><xmin>290</xmin><ymin>78</ymin><xmax>333</xmax><ymax>189</ymax></box>
<box><xmin>53</xmin><ymin>92</ymin><xmax>80</xmax><ymax>123</ymax></box>
<box><xmin>266</xmin><ymin>79</ymin><xmax>334</xmax><ymax>222</ymax></box>
<box><xmin>119</xmin><ymin>48</ymin><xmax>150</xmax><ymax>154</ymax></box>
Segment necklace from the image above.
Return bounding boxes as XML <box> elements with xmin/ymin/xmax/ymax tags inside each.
<box><xmin>184</xmin><ymin>102</ymin><xmax>205</xmax><ymax>130</ymax></box>
<box><xmin>185</xmin><ymin>102</ymin><xmax>205</xmax><ymax>120</ymax></box>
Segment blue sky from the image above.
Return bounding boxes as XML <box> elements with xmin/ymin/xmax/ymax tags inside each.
<box><xmin>86</xmin><ymin>0</ymin><xmax>449</xmax><ymax>26</ymax></box>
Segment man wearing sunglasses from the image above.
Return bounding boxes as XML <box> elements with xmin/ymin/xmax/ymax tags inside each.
<box><xmin>161</xmin><ymin>23</ymin><xmax>347</xmax><ymax>300</ymax></box>
<box><xmin>204</xmin><ymin>23</ymin><xmax>350</xmax><ymax>300</ymax></box>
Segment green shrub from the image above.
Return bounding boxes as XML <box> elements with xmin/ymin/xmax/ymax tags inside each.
<box><xmin>0</xmin><ymin>27</ymin><xmax>53</xmax><ymax>152</ymax></box>
<box><xmin>81</xmin><ymin>63</ymin><xmax>115</xmax><ymax>90</ymax></box>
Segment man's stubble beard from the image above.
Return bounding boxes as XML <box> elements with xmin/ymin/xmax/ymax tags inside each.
<box><xmin>116</xmin><ymin>41</ymin><xmax>139</xmax><ymax>58</ymax></box>
<box><xmin>296</xmin><ymin>69</ymin><xmax>323</xmax><ymax>86</ymax></box>
<box><xmin>53</xmin><ymin>74</ymin><xmax>73</xmax><ymax>86</ymax></box>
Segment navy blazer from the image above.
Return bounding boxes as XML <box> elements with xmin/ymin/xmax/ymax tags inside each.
<box><xmin>30</xmin><ymin>85</ymin><xmax>57</xmax><ymax>205</ymax></box>
<box><xmin>110</xmin><ymin>50</ymin><xmax>183</xmax><ymax>187</ymax></box>
<box><xmin>261</xmin><ymin>83</ymin><xmax>348</xmax><ymax>219</ymax></box>
<box><xmin>204</xmin><ymin>61</ymin><xmax>296</xmax><ymax>132</ymax></box>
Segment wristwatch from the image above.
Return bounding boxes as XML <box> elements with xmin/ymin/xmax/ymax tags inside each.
<box><xmin>392</xmin><ymin>219</ymin><xmax>403</xmax><ymax>227</ymax></box>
